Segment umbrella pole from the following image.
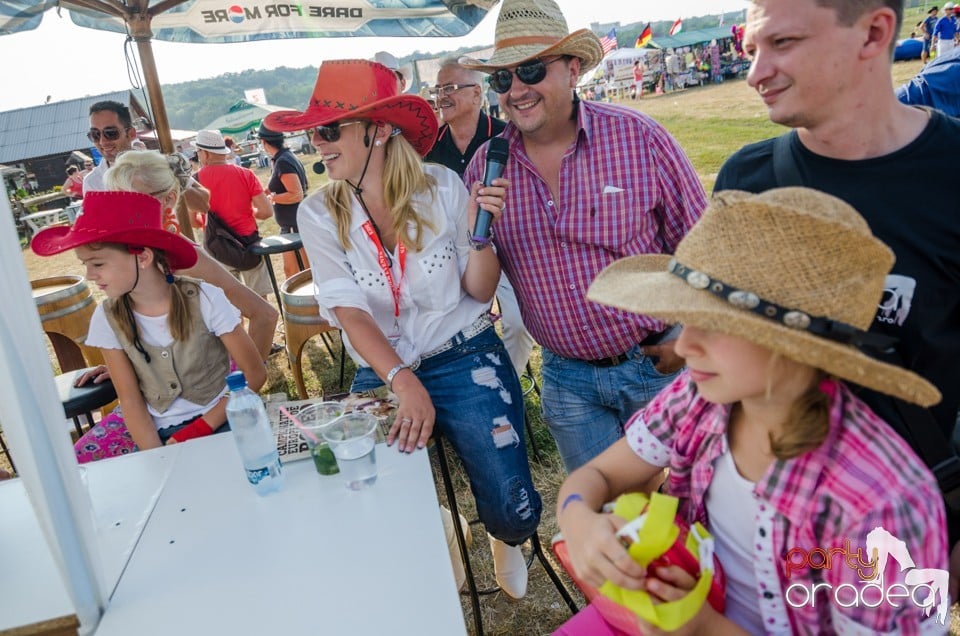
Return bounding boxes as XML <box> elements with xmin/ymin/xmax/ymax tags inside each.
<box><xmin>130</xmin><ymin>25</ymin><xmax>196</xmax><ymax>241</ymax></box>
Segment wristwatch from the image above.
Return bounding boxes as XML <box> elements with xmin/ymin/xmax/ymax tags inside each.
<box><xmin>385</xmin><ymin>363</ymin><xmax>409</xmax><ymax>391</ymax></box>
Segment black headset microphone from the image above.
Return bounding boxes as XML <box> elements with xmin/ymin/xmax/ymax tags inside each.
<box><xmin>312</xmin><ymin>161</ymin><xmax>325</xmax><ymax>175</ymax></box>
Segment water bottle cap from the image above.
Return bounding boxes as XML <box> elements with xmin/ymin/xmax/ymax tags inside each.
<box><xmin>225</xmin><ymin>371</ymin><xmax>248</xmax><ymax>391</ymax></box>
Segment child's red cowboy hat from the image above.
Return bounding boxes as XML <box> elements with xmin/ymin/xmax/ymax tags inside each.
<box><xmin>31</xmin><ymin>191</ymin><xmax>198</xmax><ymax>271</ymax></box>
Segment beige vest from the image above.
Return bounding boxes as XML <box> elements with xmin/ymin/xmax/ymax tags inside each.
<box><xmin>104</xmin><ymin>278</ymin><xmax>231</xmax><ymax>413</ymax></box>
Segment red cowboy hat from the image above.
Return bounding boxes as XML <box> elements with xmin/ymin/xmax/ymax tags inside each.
<box><xmin>31</xmin><ymin>191</ymin><xmax>198</xmax><ymax>271</ymax></box>
<box><xmin>264</xmin><ymin>59</ymin><xmax>438</xmax><ymax>157</ymax></box>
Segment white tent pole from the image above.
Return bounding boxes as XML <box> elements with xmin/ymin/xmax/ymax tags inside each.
<box><xmin>0</xmin><ymin>194</ymin><xmax>106</xmax><ymax>634</ymax></box>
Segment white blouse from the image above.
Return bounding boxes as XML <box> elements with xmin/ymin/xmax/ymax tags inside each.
<box><xmin>298</xmin><ymin>163</ymin><xmax>489</xmax><ymax>368</ymax></box>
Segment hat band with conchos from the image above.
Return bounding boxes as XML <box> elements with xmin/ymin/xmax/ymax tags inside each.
<box><xmin>668</xmin><ymin>259</ymin><xmax>898</xmax><ymax>354</ymax></box>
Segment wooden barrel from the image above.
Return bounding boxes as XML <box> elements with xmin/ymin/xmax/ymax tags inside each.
<box><xmin>280</xmin><ymin>269</ymin><xmax>326</xmax><ymax>326</ymax></box>
<box><xmin>280</xmin><ymin>269</ymin><xmax>338</xmax><ymax>400</ymax></box>
<box><xmin>31</xmin><ymin>275</ymin><xmax>103</xmax><ymax>372</ymax></box>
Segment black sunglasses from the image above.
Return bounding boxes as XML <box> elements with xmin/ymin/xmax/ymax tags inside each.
<box><xmin>488</xmin><ymin>57</ymin><xmax>565</xmax><ymax>94</ymax></box>
<box><xmin>307</xmin><ymin>121</ymin><xmax>364</xmax><ymax>143</ymax></box>
<box><xmin>87</xmin><ymin>127</ymin><xmax>126</xmax><ymax>143</ymax></box>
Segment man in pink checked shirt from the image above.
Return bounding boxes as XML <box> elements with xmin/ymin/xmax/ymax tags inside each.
<box><xmin>462</xmin><ymin>0</ymin><xmax>706</xmax><ymax>472</ymax></box>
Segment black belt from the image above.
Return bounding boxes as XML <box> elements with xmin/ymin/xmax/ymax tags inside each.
<box><xmin>583</xmin><ymin>352</ymin><xmax>631</xmax><ymax>368</ymax></box>
<box><xmin>582</xmin><ymin>328</ymin><xmax>674</xmax><ymax>368</ymax></box>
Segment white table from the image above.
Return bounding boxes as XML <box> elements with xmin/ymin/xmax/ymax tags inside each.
<box><xmin>95</xmin><ymin>434</ymin><xmax>465</xmax><ymax>635</ymax></box>
<box><xmin>0</xmin><ymin>447</ymin><xmax>176</xmax><ymax>631</ymax></box>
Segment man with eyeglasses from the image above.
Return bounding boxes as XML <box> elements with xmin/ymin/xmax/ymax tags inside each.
<box><xmin>462</xmin><ymin>0</ymin><xmax>706</xmax><ymax>473</ymax></box>
<box><xmin>424</xmin><ymin>58</ymin><xmax>535</xmax><ymax>380</ymax></box>
<box><xmin>83</xmin><ymin>100</ymin><xmax>137</xmax><ymax>193</ymax></box>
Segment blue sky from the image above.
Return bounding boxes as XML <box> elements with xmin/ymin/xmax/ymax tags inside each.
<box><xmin>0</xmin><ymin>0</ymin><xmax>747</xmax><ymax>112</ymax></box>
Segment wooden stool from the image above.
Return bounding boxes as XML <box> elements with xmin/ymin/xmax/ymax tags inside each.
<box><xmin>56</xmin><ymin>368</ymin><xmax>117</xmax><ymax>438</ymax></box>
<box><xmin>31</xmin><ymin>276</ymin><xmax>104</xmax><ymax>373</ymax></box>
<box><xmin>280</xmin><ymin>269</ymin><xmax>345</xmax><ymax>399</ymax></box>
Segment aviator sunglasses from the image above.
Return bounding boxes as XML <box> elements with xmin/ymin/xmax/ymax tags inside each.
<box><xmin>307</xmin><ymin>121</ymin><xmax>364</xmax><ymax>143</ymax></box>
<box><xmin>87</xmin><ymin>126</ymin><xmax>129</xmax><ymax>143</ymax></box>
<box><xmin>488</xmin><ymin>56</ymin><xmax>565</xmax><ymax>94</ymax></box>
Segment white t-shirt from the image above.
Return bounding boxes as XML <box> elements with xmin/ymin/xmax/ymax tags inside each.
<box><xmin>298</xmin><ymin>163</ymin><xmax>489</xmax><ymax>368</ymax></box>
<box><xmin>704</xmin><ymin>449</ymin><xmax>765</xmax><ymax>635</ymax></box>
<box><xmin>82</xmin><ymin>159</ymin><xmax>109</xmax><ymax>193</ymax></box>
<box><xmin>86</xmin><ymin>281</ymin><xmax>241</xmax><ymax>431</ymax></box>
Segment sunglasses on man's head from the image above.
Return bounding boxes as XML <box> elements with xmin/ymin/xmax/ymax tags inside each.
<box><xmin>87</xmin><ymin>127</ymin><xmax>126</xmax><ymax>142</ymax></box>
<box><xmin>307</xmin><ymin>121</ymin><xmax>364</xmax><ymax>143</ymax></box>
<box><xmin>488</xmin><ymin>57</ymin><xmax>565</xmax><ymax>94</ymax></box>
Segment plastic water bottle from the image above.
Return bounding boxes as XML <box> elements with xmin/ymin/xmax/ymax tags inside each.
<box><xmin>225</xmin><ymin>371</ymin><xmax>284</xmax><ymax>495</ymax></box>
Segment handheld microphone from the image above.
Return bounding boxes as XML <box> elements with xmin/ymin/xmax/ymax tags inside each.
<box><xmin>471</xmin><ymin>136</ymin><xmax>509</xmax><ymax>243</ymax></box>
<box><xmin>312</xmin><ymin>161</ymin><xmax>325</xmax><ymax>175</ymax></box>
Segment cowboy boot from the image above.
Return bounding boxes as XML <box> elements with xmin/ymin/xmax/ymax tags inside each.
<box><xmin>440</xmin><ymin>506</ymin><xmax>470</xmax><ymax>591</ymax></box>
<box><xmin>489</xmin><ymin>534</ymin><xmax>528</xmax><ymax>599</ymax></box>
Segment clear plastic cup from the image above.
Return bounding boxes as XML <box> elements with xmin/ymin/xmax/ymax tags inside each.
<box><xmin>322</xmin><ymin>412</ymin><xmax>379</xmax><ymax>490</ymax></box>
<box><xmin>296</xmin><ymin>401</ymin><xmax>344</xmax><ymax>476</ymax></box>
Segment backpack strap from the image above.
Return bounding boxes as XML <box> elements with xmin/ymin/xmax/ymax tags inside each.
<box><xmin>771</xmin><ymin>131</ymin><xmax>804</xmax><ymax>187</ymax></box>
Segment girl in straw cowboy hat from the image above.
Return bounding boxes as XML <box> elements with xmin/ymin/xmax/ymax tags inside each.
<box><xmin>555</xmin><ymin>188</ymin><xmax>947</xmax><ymax>634</ymax></box>
<box><xmin>265</xmin><ymin>59</ymin><xmax>541</xmax><ymax>599</ymax></box>
<box><xmin>32</xmin><ymin>191</ymin><xmax>265</xmax><ymax>451</ymax></box>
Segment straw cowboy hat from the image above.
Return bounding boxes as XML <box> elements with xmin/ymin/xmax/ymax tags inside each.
<box><xmin>459</xmin><ymin>0</ymin><xmax>603</xmax><ymax>75</ymax></box>
<box><xmin>264</xmin><ymin>59</ymin><xmax>438</xmax><ymax>157</ymax></box>
<box><xmin>587</xmin><ymin>187</ymin><xmax>940</xmax><ymax>407</ymax></box>
<box><xmin>31</xmin><ymin>191</ymin><xmax>198</xmax><ymax>271</ymax></box>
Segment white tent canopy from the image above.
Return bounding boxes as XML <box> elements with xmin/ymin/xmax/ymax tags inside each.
<box><xmin>202</xmin><ymin>100</ymin><xmax>289</xmax><ymax>136</ymax></box>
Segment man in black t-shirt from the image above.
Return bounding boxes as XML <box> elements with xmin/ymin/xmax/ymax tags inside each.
<box><xmin>717</xmin><ymin>0</ymin><xmax>960</xmax><ymax>595</ymax></box>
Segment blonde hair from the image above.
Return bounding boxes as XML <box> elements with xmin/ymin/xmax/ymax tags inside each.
<box><xmin>324</xmin><ymin>127</ymin><xmax>437</xmax><ymax>251</ymax></box>
<box><xmin>105</xmin><ymin>150</ymin><xmax>182</xmax><ymax>201</ymax></box>
<box><xmin>765</xmin><ymin>354</ymin><xmax>830</xmax><ymax>460</ymax></box>
<box><xmin>93</xmin><ymin>242</ymin><xmax>193</xmax><ymax>345</ymax></box>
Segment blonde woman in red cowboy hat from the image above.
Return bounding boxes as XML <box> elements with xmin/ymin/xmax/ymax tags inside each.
<box><xmin>555</xmin><ymin>189</ymin><xmax>946</xmax><ymax>635</ymax></box>
<box><xmin>32</xmin><ymin>192</ymin><xmax>265</xmax><ymax>451</ymax></box>
<box><xmin>266</xmin><ymin>59</ymin><xmax>542</xmax><ymax>599</ymax></box>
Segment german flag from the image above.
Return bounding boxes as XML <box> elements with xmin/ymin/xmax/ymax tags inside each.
<box><xmin>635</xmin><ymin>23</ymin><xmax>652</xmax><ymax>48</ymax></box>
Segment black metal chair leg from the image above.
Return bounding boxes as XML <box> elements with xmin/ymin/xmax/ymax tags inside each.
<box><xmin>530</xmin><ymin>533</ymin><xmax>580</xmax><ymax>613</ymax></box>
<box><xmin>435</xmin><ymin>435</ymin><xmax>485</xmax><ymax>636</ymax></box>
<box><xmin>525</xmin><ymin>361</ymin><xmax>541</xmax><ymax>397</ymax></box>
<box><xmin>524</xmin><ymin>409</ymin><xmax>543</xmax><ymax>464</ymax></box>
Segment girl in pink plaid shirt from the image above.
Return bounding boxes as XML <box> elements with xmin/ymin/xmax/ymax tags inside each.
<box><xmin>555</xmin><ymin>188</ymin><xmax>947</xmax><ymax>635</ymax></box>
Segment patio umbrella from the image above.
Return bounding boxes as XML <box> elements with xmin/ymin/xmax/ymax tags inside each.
<box><xmin>0</xmin><ymin>0</ymin><xmax>497</xmax><ymax>152</ymax></box>
<box><xmin>0</xmin><ymin>2</ymin><xmax>498</xmax><ymax>633</ymax></box>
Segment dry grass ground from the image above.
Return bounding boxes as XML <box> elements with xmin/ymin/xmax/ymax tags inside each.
<box><xmin>6</xmin><ymin>52</ymin><xmax>951</xmax><ymax>634</ymax></box>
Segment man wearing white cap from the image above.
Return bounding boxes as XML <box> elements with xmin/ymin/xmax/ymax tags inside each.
<box><xmin>373</xmin><ymin>51</ymin><xmax>412</xmax><ymax>93</ymax></box>
<box><xmin>462</xmin><ymin>0</ymin><xmax>706</xmax><ymax>473</ymax></box>
<box><xmin>195</xmin><ymin>129</ymin><xmax>274</xmax><ymax>298</ymax></box>
<box><xmin>934</xmin><ymin>2</ymin><xmax>959</xmax><ymax>56</ymax></box>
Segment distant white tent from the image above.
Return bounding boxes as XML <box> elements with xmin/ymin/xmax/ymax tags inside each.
<box><xmin>202</xmin><ymin>100</ymin><xmax>289</xmax><ymax>136</ymax></box>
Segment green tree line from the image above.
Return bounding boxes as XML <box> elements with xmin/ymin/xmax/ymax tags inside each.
<box><xmin>160</xmin><ymin>9</ymin><xmax>761</xmax><ymax>131</ymax></box>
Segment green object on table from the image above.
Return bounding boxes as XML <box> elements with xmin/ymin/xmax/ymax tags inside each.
<box><xmin>311</xmin><ymin>443</ymin><xmax>339</xmax><ymax>475</ymax></box>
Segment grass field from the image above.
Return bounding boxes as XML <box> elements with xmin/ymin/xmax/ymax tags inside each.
<box><xmin>9</xmin><ymin>48</ymin><xmax>949</xmax><ymax>634</ymax></box>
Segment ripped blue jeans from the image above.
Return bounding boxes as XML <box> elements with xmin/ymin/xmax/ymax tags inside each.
<box><xmin>352</xmin><ymin>326</ymin><xmax>542</xmax><ymax>545</ymax></box>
